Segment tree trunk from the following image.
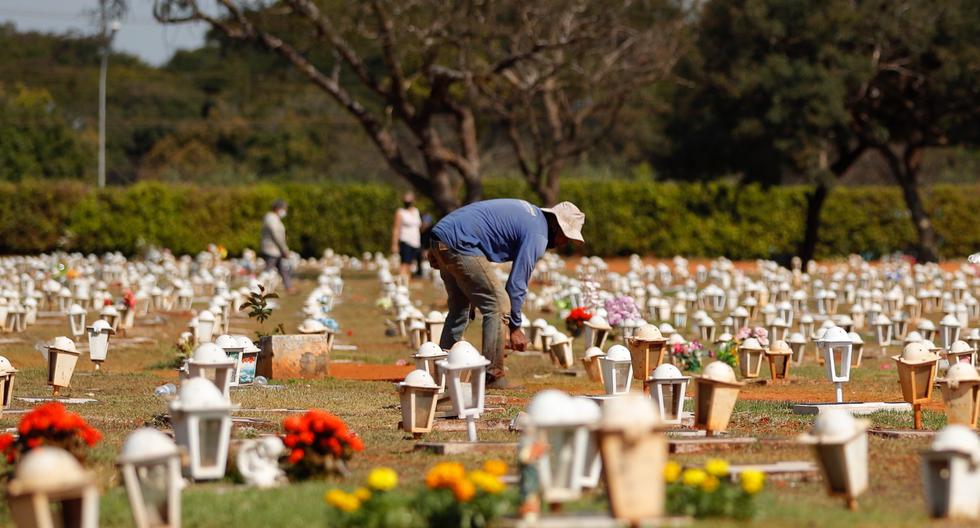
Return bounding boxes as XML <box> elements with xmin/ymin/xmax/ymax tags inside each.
<box><xmin>534</xmin><ymin>160</ymin><xmax>564</xmax><ymax>206</ymax></box>
<box><xmin>799</xmin><ymin>182</ymin><xmax>828</xmax><ymax>264</ymax></box>
<box><xmin>878</xmin><ymin>145</ymin><xmax>940</xmax><ymax>262</ymax></box>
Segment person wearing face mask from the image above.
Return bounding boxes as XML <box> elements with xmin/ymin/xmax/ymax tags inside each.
<box><xmin>430</xmin><ymin>199</ymin><xmax>586</xmax><ymax>389</ymax></box>
<box><xmin>260</xmin><ymin>198</ymin><xmax>295</xmax><ymax>293</ymax></box>
<box><xmin>391</xmin><ymin>192</ymin><xmax>422</xmax><ymax>284</ymax></box>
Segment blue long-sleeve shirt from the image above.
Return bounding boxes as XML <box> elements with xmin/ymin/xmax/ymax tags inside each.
<box><xmin>431</xmin><ymin>199</ymin><xmax>548</xmax><ymax>329</ymax></box>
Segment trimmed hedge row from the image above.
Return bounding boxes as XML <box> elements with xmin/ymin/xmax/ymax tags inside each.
<box><xmin>0</xmin><ymin>180</ymin><xmax>975</xmax><ymax>259</ymax></box>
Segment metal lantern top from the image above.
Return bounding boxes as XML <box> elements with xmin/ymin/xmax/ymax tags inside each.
<box><xmin>198</xmin><ymin>310</ymin><xmax>215</xmax><ymax>322</ymax></box>
<box><xmin>732</xmin><ymin>306</ymin><xmax>749</xmax><ymax>318</ymax></box>
<box><xmin>667</xmin><ymin>333</ymin><xmax>686</xmax><ymax>346</ymax></box>
<box><xmin>940</xmin><ymin>314</ymin><xmax>961</xmax><ymax>328</ymax></box>
<box><xmin>950</xmin><ymin>340</ymin><xmax>974</xmax><ymax>354</ymax></box>
<box><xmin>895</xmin><ymin>342</ymin><xmax>939</xmax><ymax>365</ymax></box>
<box><xmin>769</xmin><ymin>340</ymin><xmax>792</xmax><ymax>355</ymax></box>
<box><xmin>215</xmin><ymin>334</ymin><xmax>240</xmax><ymax>350</ymax></box>
<box><xmin>848</xmin><ymin>332</ymin><xmax>863</xmax><ymax>345</ymax></box>
<box><xmin>799</xmin><ymin>408</ymin><xmax>869</xmax><ymax>445</ymax></box>
<box><xmin>47</xmin><ymin>336</ymin><xmax>78</xmax><ymax>354</ymax></box>
<box><xmin>699</xmin><ymin>361</ymin><xmax>743</xmax><ymax>386</ymax></box>
<box><xmin>649</xmin><ymin>363</ymin><xmax>688</xmax><ymax>381</ymax></box>
<box><xmin>444</xmin><ymin>341</ymin><xmax>489</xmax><ymax>369</ymax></box>
<box><xmin>415</xmin><ymin>342</ymin><xmax>446</xmax><ymax>359</ymax></box>
<box><xmin>0</xmin><ymin>355</ymin><xmax>16</xmax><ymax>374</ymax></box>
<box><xmin>930</xmin><ymin>425</ymin><xmax>980</xmax><ymax>461</ymax></box>
<box><xmin>800</xmin><ymin>313</ymin><xmax>814</xmax><ymax>324</ymax></box>
<box><xmin>532</xmin><ymin>318</ymin><xmax>548</xmax><ymax>329</ymax></box>
<box><xmin>584</xmin><ymin>315</ymin><xmax>611</xmax><ymax>330</ymax></box>
<box><xmin>584</xmin><ymin>347</ymin><xmax>605</xmax><ymax>360</ymax></box>
<box><xmin>605</xmin><ymin>345</ymin><xmax>632</xmax><ymax>362</ymax></box>
<box><xmin>425</xmin><ymin>311</ymin><xmax>446</xmax><ymax>323</ymax></box>
<box><xmin>87</xmin><ymin>319</ymin><xmax>114</xmax><ymax>335</ymax></box>
<box><xmin>819</xmin><ymin>326</ymin><xmax>850</xmax><ymax>345</ymax></box>
<box><xmin>8</xmin><ymin>447</ymin><xmax>91</xmax><ymax>493</ymax></box>
<box><xmin>68</xmin><ymin>304</ymin><xmax>85</xmax><ymax>316</ymax></box>
<box><xmin>918</xmin><ymin>319</ymin><xmax>936</xmax><ymax>332</ymax></box>
<box><xmin>740</xmin><ymin>338</ymin><xmax>764</xmax><ymax>351</ymax></box>
<box><xmin>528</xmin><ymin>390</ymin><xmax>596</xmax><ymax>427</ymax></box>
<box><xmin>904</xmin><ymin>331</ymin><xmax>924</xmax><ymax>344</ymax></box>
<box><xmin>191</xmin><ymin>343</ymin><xmax>235</xmax><ymax>365</ymax></box>
<box><xmin>633</xmin><ymin>324</ymin><xmax>664</xmax><ymax>342</ymax></box>
<box><xmin>787</xmin><ymin>332</ymin><xmax>807</xmax><ymax>345</ymax></box>
<box><xmin>117</xmin><ymin>427</ymin><xmax>179</xmax><ymax>464</ymax></box>
<box><xmin>941</xmin><ymin>363</ymin><xmax>980</xmax><ymax>386</ymax></box>
<box><xmin>551</xmin><ymin>332</ymin><xmax>570</xmax><ymax>346</ymax></box>
<box><xmin>171</xmin><ymin>377</ymin><xmax>233</xmax><ymax>411</ymax></box>
<box><xmin>540</xmin><ymin>325</ymin><xmax>557</xmax><ymax>338</ymax></box>
<box><xmin>297</xmin><ymin>318</ymin><xmax>328</xmax><ymax>334</ymax></box>
<box><xmin>400</xmin><ymin>369</ymin><xmax>439</xmax><ymax>389</ymax></box>
<box><xmin>234</xmin><ymin>335</ymin><xmax>260</xmax><ymax>353</ymax></box>
<box><xmin>599</xmin><ymin>393</ymin><xmax>661</xmax><ymax>431</ymax></box>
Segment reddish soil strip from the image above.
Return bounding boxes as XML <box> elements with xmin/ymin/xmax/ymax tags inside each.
<box><xmin>329</xmin><ymin>363</ymin><xmax>414</xmax><ymax>381</ymax></box>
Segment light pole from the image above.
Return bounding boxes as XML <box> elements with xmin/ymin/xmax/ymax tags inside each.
<box><xmin>98</xmin><ymin>18</ymin><xmax>121</xmax><ymax>188</ymax></box>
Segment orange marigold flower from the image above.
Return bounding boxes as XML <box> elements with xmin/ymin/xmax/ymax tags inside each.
<box><xmin>452</xmin><ymin>479</ymin><xmax>476</xmax><ymax>502</ymax></box>
<box><xmin>483</xmin><ymin>459</ymin><xmax>508</xmax><ymax>477</ymax></box>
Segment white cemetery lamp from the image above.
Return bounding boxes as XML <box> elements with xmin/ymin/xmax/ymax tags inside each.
<box><xmin>537</xmin><ymin>325</ymin><xmax>558</xmax><ymax>355</ymax></box>
<box><xmin>952</xmin><ymin>278</ymin><xmax>968</xmax><ymax>303</ymax></box>
<box><xmin>965</xmin><ymin>297</ymin><xmax>979</xmax><ymax>322</ymax></box>
<box><xmin>186</xmin><ymin>342</ymin><xmax>236</xmax><ymax>399</ymax></box>
<box><xmin>407</xmin><ymin>320</ymin><xmax>427</xmax><ymax>350</ymax></box>
<box><xmin>599</xmin><ymin>345</ymin><xmax>634</xmax><ymax>396</ymax></box>
<box><xmin>955</xmin><ymin>303</ymin><xmax>968</xmax><ymax>329</ymax></box>
<box><xmin>170</xmin><ymin>377</ymin><xmax>237</xmax><ymax>480</ymax></box>
<box><xmin>100</xmin><ymin>305</ymin><xmax>121</xmax><ymax>333</ymax></box>
<box><xmin>737</xmin><ymin>337</ymin><xmax>766</xmax><ymax>379</ymax></box>
<box><xmin>548</xmin><ymin>332</ymin><xmax>575</xmax><ymax>369</ymax></box>
<box><xmin>672</xmin><ymin>302</ymin><xmax>687</xmax><ymax>328</ymax></box>
<box><xmin>57</xmin><ymin>287</ymin><xmax>72</xmax><ymax>313</ymax></box>
<box><xmin>526</xmin><ymin>390</ymin><xmax>598</xmax><ymax>505</ymax></box>
<box><xmin>799</xmin><ymin>313</ymin><xmax>815</xmax><ymax>339</ymax></box>
<box><xmin>893</xmin><ymin>342</ymin><xmax>940</xmax><ymax>430</ymax></box>
<box><xmin>788</xmin><ymin>332</ymin><xmax>808</xmax><ymax>366</ymax></box>
<box><xmin>398</xmin><ymin>369</ymin><xmax>440</xmax><ymax>437</ymax></box>
<box><xmin>917</xmin><ymin>319</ymin><xmax>937</xmax><ymax>342</ymax></box>
<box><xmin>940</xmin><ymin>314</ymin><xmax>962</xmax><ymax>352</ymax></box>
<box><xmin>582</xmin><ymin>315</ymin><xmax>612</xmax><ymax>350</ymax></box>
<box><xmin>703</xmin><ymin>284</ymin><xmax>725</xmax><ymax>313</ymax></box>
<box><xmin>761</xmin><ymin>303</ymin><xmax>777</xmax><ymax>326</ymax></box>
<box><xmin>873</xmin><ymin>314</ymin><xmax>893</xmax><ymax>353</ymax></box>
<box><xmin>905</xmin><ymin>295</ymin><xmax>922</xmax><ymax>322</ymax></box>
<box><xmin>529</xmin><ymin>319</ymin><xmax>548</xmax><ymax>350</ymax></box>
<box><xmin>0</xmin><ymin>356</ymin><xmax>17</xmax><ymax>410</ymax></box>
<box><xmin>765</xmin><ymin>339</ymin><xmax>793</xmax><ymax>381</ymax></box>
<box><xmin>435</xmin><ymin>341</ymin><xmax>490</xmax><ymax>442</ymax></box>
<box><xmin>769</xmin><ymin>317</ymin><xmax>790</xmax><ymax>343</ymax></box>
<box><xmin>791</xmin><ymin>290</ymin><xmax>807</xmax><ymax>313</ymax></box>
<box><xmin>743</xmin><ymin>296</ymin><xmax>759</xmax><ymax>321</ymax></box>
<box><xmin>85</xmin><ymin>319</ymin><xmax>114</xmax><ymax>370</ymax></box>
<box><xmin>693</xmin><ymin>361</ymin><xmax>744</xmax><ymax>435</ymax></box>
<box><xmin>720</xmin><ymin>316</ymin><xmax>734</xmax><ymax>336</ymax></box>
<box><xmin>6</xmin><ymin>447</ymin><xmax>99</xmax><ymax>528</ymax></box>
<box><xmin>46</xmin><ymin>336</ymin><xmax>80</xmax><ymax>396</ymax></box>
<box><xmin>946</xmin><ymin>340</ymin><xmax>976</xmax><ymax>367</ymax></box>
<box><xmin>176</xmin><ymin>288</ymin><xmax>194</xmax><ymax>311</ymax></box>
<box><xmin>626</xmin><ymin>324</ymin><xmax>667</xmax><ymax>382</ymax></box>
<box><xmin>849</xmin><ymin>303</ymin><xmax>865</xmax><ymax>330</ymax></box>
<box><xmin>215</xmin><ymin>334</ymin><xmax>244</xmax><ymax>387</ymax></box>
<box><xmin>777</xmin><ymin>300</ymin><xmax>794</xmax><ymax>328</ymax></box>
<box><xmin>596</xmin><ymin>394</ymin><xmax>667</xmax><ymax>524</ymax></box>
<box><xmin>920</xmin><ymin>425</ymin><xmax>980</xmax><ymax>521</ymax></box>
<box><xmin>581</xmin><ymin>347</ymin><xmax>606</xmax><ymax>384</ymax></box>
<box><xmin>818</xmin><ymin>326</ymin><xmax>854</xmax><ymax>403</ymax></box>
<box><xmin>234</xmin><ymin>335</ymin><xmax>260</xmax><ymax>385</ymax></box>
<box><xmin>799</xmin><ymin>409</ymin><xmax>869</xmax><ymax>511</ymax></box>
<box><xmin>424</xmin><ymin>311</ymin><xmax>446</xmax><ymax>343</ymax></box>
<box><xmin>620</xmin><ymin>318</ymin><xmax>641</xmax><ymax>339</ymax></box>
<box><xmin>937</xmin><ymin>363</ymin><xmax>980</xmax><ymax>429</ymax></box>
<box><xmin>116</xmin><ymin>427</ymin><xmax>182</xmax><ymax>528</ymax></box>
<box><xmin>646</xmin><ymin>363</ymin><xmax>690</xmax><ymax>425</ymax></box>
<box><xmin>847</xmin><ymin>332</ymin><xmax>864</xmax><ymax>368</ymax></box>
<box><xmin>150</xmin><ymin>287</ymin><xmax>164</xmax><ymax>312</ymax></box>
<box><xmin>196</xmin><ymin>310</ymin><xmax>216</xmax><ymax>343</ymax></box>
<box><xmin>903</xmin><ymin>330</ymin><xmax>924</xmax><ymax>346</ymax></box>
<box><xmin>413</xmin><ymin>342</ymin><xmax>448</xmax><ymax>390</ymax></box>
<box><xmin>967</xmin><ymin>329</ymin><xmax>980</xmax><ymax>356</ymax></box>
<box><xmin>68</xmin><ymin>303</ymin><xmax>87</xmax><ymax>338</ymax></box>
<box><xmin>698</xmin><ymin>316</ymin><xmax>717</xmax><ymax>343</ymax></box>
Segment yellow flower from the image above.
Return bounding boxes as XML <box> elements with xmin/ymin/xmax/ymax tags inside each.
<box><xmin>426</xmin><ymin>462</ymin><xmax>466</xmax><ymax>489</ymax></box>
<box><xmin>324</xmin><ymin>489</ymin><xmax>361</xmax><ymax>512</ymax></box>
<box><xmin>483</xmin><ymin>459</ymin><xmax>508</xmax><ymax>477</ymax></box>
<box><xmin>367</xmin><ymin>467</ymin><xmax>399</xmax><ymax>491</ymax></box>
<box><xmin>701</xmin><ymin>475</ymin><xmax>720</xmax><ymax>493</ymax></box>
<box><xmin>682</xmin><ymin>468</ymin><xmax>707</xmax><ymax>488</ymax></box>
<box><xmin>452</xmin><ymin>478</ymin><xmax>476</xmax><ymax>502</ymax></box>
<box><xmin>740</xmin><ymin>470</ymin><xmax>765</xmax><ymax>495</ymax></box>
<box><xmin>705</xmin><ymin>458</ymin><xmax>730</xmax><ymax>478</ymax></box>
<box><xmin>469</xmin><ymin>470</ymin><xmax>505</xmax><ymax>494</ymax></box>
<box><xmin>664</xmin><ymin>461</ymin><xmax>682</xmax><ymax>483</ymax></box>
<box><xmin>353</xmin><ymin>487</ymin><xmax>372</xmax><ymax>501</ymax></box>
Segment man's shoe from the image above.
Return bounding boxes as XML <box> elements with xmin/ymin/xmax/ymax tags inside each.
<box><xmin>486</xmin><ymin>376</ymin><xmax>510</xmax><ymax>390</ymax></box>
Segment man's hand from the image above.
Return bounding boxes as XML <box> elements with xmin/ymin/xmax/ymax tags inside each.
<box><xmin>510</xmin><ymin>327</ymin><xmax>529</xmax><ymax>351</ymax></box>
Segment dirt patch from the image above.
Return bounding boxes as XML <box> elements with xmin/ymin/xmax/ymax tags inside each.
<box><xmin>329</xmin><ymin>363</ymin><xmax>414</xmax><ymax>381</ymax></box>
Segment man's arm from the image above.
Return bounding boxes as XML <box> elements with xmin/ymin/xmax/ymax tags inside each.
<box><xmin>505</xmin><ymin>234</ymin><xmax>548</xmax><ymax>330</ymax></box>
<box><xmin>272</xmin><ymin>216</ymin><xmax>289</xmax><ymax>256</ymax></box>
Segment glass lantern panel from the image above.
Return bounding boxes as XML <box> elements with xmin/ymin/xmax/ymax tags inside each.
<box><xmin>54</xmin><ymin>497</ymin><xmax>84</xmax><ymax>526</ymax></box>
<box><xmin>414</xmin><ymin>393</ymin><xmax>435</xmax><ymax>427</ymax></box>
<box><xmin>913</xmin><ymin>367</ymin><xmax>933</xmax><ymax>399</ymax></box>
<box><xmin>136</xmin><ymin>464</ymin><xmax>170</xmax><ymax>524</ymax></box>
<box><xmin>665</xmin><ymin>384</ymin><xmax>684</xmax><ymax>420</ymax></box>
<box><xmin>199</xmin><ymin>418</ymin><xmax>223</xmax><ymax>468</ymax></box>
<box><xmin>696</xmin><ymin>384</ymin><xmax>715</xmax><ymax>425</ymax></box>
<box><xmin>546</xmin><ymin>429</ymin><xmax>577</xmax><ymax>490</ymax></box>
<box><xmin>614</xmin><ymin>364</ymin><xmax>631</xmax><ymax>392</ymax></box>
<box><xmin>815</xmin><ymin>444</ymin><xmax>849</xmax><ymax>494</ymax></box>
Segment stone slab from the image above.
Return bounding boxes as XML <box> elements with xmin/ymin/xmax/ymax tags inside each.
<box><xmin>669</xmin><ymin>437</ymin><xmax>757</xmax><ymax>454</ymax></box>
<box><xmin>428</xmin><ymin>419</ymin><xmax>513</xmax><ymax>432</ymax></box>
<box><xmin>506</xmin><ymin>515</ymin><xmax>690</xmax><ymax>528</ymax></box>
<box><xmin>792</xmin><ymin>402</ymin><xmax>912</xmax><ymax>416</ymax></box>
<box><xmin>333</xmin><ymin>344</ymin><xmax>358</xmax><ymax>351</ymax></box>
<box><xmin>414</xmin><ymin>441</ymin><xmax>518</xmax><ymax>455</ymax></box>
<box><xmin>727</xmin><ymin>461</ymin><xmax>818</xmax><ymax>481</ymax></box>
<box><xmin>868</xmin><ymin>428</ymin><xmax>937</xmax><ymax>439</ymax></box>
<box><xmin>257</xmin><ymin>334</ymin><xmax>331</xmax><ymax>379</ymax></box>
<box><xmin>16</xmin><ymin>397</ymin><xmax>97</xmax><ymax>404</ymax></box>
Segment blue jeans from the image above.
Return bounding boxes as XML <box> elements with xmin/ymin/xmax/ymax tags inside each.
<box><xmin>431</xmin><ymin>240</ymin><xmax>509</xmax><ymax>379</ymax></box>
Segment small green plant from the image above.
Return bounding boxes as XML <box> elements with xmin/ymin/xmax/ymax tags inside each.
<box><xmin>242</xmin><ymin>285</ymin><xmax>285</xmax><ymax>338</ymax></box>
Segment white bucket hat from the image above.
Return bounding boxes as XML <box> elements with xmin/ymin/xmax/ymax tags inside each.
<box><xmin>541</xmin><ymin>202</ymin><xmax>585</xmax><ymax>244</ymax></box>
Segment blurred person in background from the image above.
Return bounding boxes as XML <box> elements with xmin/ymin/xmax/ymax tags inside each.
<box><xmin>391</xmin><ymin>192</ymin><xmax>422</xmax><ymax>284</ymax></box>
<box><xmin>260</xmin><ymin>199</ymin><xmax>295</xmax><ymax>294</ymax></box>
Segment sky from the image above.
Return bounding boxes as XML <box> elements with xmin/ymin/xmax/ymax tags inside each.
<box><xmin>0</xmin><ymin>0</ymin><xmax>208</xmax><ymax>66</ymax></box>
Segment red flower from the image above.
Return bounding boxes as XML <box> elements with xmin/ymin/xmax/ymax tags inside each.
<box><xmin>26</xmin><ymin>438</ymin><xmax>42</xmax><ymax>449</ymax></box>
<box><xmin>288</xmin><ymin>448</ymin><xmax>305</xmax><ymax>464</ymax></box>
<box><xmin>0</xmin><ymin>433</ymin><xmax>14</xmax><ymax>452</ymax></box>
<box><xmin>283</xmin><ymin>434</ymin><xmax>299</xmax><ymax>448</ymax></box>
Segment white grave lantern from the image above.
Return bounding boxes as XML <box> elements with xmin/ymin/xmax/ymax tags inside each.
<box><xmin>819</xmin><ymin>326</ymin><xmax>852</xmax><ymax>403</ymax></box>
<box><xmin>769</xmin><ymin>317</ymin><xmax>790</xmax><ymax>343</ymax></box>
<box><xmin>799</xmin><ymin>409</ymin><xmax>869</xmax><ymax>511</ymax></box>
<box><xmin>0</xmin><ymin>356</ymin><xmax>16</xmax><ymax>409</ymax></box>
<box><xmin>626</xmin><ymin>324</ymin><xmax>667</xmax><ymax>381</ymax></box>
<box><xmin>737</xmin><ymin>337</ymin><xmax>766</xmax><ymax>379</ymax></box>
<box><xmin>6</xmin><ymin>447</ymin><xmax>99</xmax><ymax>528</ymax></box>
<box><xmin>196</xmin><ymin>310</ymin><xmax>216</xmax><ymax>343</ymax></box>
<box><xmin>940</xmin><ymin>314</ymin><xmax>962</xmax><ymax>352</ymax></box>
<box><xmin>548</xmin><ymin>332</ymin><xmax>574</xmax><ymax>369</ymax></box>
<box><xmin>766</xmin><ymin>339</ymin><xmax>793</xmax><ymax>381</ymax></box>
<box><xmin>731</xmin><ymin>306</ymin><xmax>749</xmax><ymax>331</ymax></box>
<box><xmin>698</xmin><ymin>316</ymin><xmax>716</xmax><ymax>343</ymax></box>
<box><xmin>398</xmin><ymin>369</ymin><xmax>440</xmax><ymax>437</ymax></box>
<box><xmin>233</xmin><ymin>335</ymin><xmax>260</xmax><ymax>385</ymax></box>
<box><xmin>743</xmin><ymin>296</ymin><xmax>759</xmax><ymax>320</ymax></box>
<box><xmin>68</xmin><ymin>303</ymin><xmax>86</xmax><ymax>338</ymax></box>
<box><xmin>527</xmin><ymin>391</ymin><xmax>598</xmax><ymax>504</ymax></box>
<box><xmin>787</xmin><ymin>332</ymin><xmax>807</xmax><ymax>366</ymax></box>
<box><xmin>186</xmin><ymin>342</ymin><xmax>236</xmax><ymax>399</ymax></box>
<box><xmin>581</xmin><ymin>347</ymin><xmax>605</xmax><ymax>384</ymax></box>
<box><xmin>703</xmin><ymin>284</ymin><xmax>725</xmax><ymax>313</ymax></box>
<box><xmin>116</xmin><ymin>427</ymin><xmax>182</xmax><ymax>528</ymax></box>
<box><xmin>170</xmin><ymin>377</ymin><xmax>237</xmax><ymax>480</ymax></box>
<box><xmin>672</xmin><ymin>302</ymin><xmax>687</xmax><ymax>328</ymax></box>
<box><xmin>529</xmin><ymin>319</ymin><xmax>548</xmax><ymax>350</ymax></box>
<box><xmin>46</xmin><ymin>336</ymin><xmax>80</xmax><ymax>396</ymax></box>
<box><xmin>85</xmin><ymin>319</ymin><xmax>114</xmax><ymax>369</ymax></box>
<box><xmin>100</xmin><ymin>305</ymin><xmax>121</xmax><ymax>333</ymax></box>
<box><xmin>893</xmin><ymin>342</ymin><xmax>940</xmax><ymax>430</ymax></box>
<box><xmin>176</xmin><ymin>288</ymin><xmax>194</xmax><ymax>312</ymax></box>
<box><xmin>873</xmin><ymin>314</ymin><xmax>893</xmax><ymax>352</ymax></box>
<box><xmin>597</xmin><ymin>395</ymin><xmax>667</xmax><ymax>524</ymax></box>
<box><xmin>937</xmin><ymin>363</ymin><xmax>980</xmax><ymax>429</ymax></box>
<box><xmin>599</xmin><ymin>345</ymin><xmax>633</xmax><ymax>396</ymax></box>
<box><xmin>918</xmin><ymin>319</ymin><xmax>937</xmax><ymax>342</ymax></box>
<box><xmin>721</xmin><ymin>316</ymin><xmax>734</xmax><ymax>335</ymax></box>
<box><xmin>693</xmin><ymin>361</ymin><xmax>744</xmax><ymax>435</ymax></box>
<box><xmin>413</xmin><ymin>342</ymin><xmax>447</xmax><ymax>390</ymax></box>
<box><xmin>537</xmin><ymin>325</ymin><xmax>557</xmax><ymax>355</ymax></box>
<box><xmin>920</xmin><ymin>425</ymin><xmax>980</xmax><ymax>521</ymax></box>
<box><xmin>424</xmin><ymin>311</ymin><xmax>446</xmax><ymax>343</ymax></box>
<box><xmin>646</xmin><ymin>363</ymin><xmax>690</xmax><ymax>425</ymax></box>
<box><xmin>407</xmin><ymin>320</ymin><xmax>427</xmax><ymax>350</ymax></box>
<box><xmin>583</xmin><ymin>315</ymin><xmax>612</xmax><ymax>350</ymax></box>
<box><xmin>436</xmin><ymin>341</ymin><xmax>490</xmax><ymax>441</ymax></box>
<box><xmin>946</xmin><ymin>340</ymin><xmax>976</xmax><ymax>367</ymax></box>
<box><xmin>799</xmin><ymin>313</ymin><xmax>815</xmax><ymax>339</ymax></box>
<box><xmin>847</xmin><ymin>332</ymin><xmax>865</xmax><ymax>368</ymax></box>
<box><xmin>849</xmin><ymin>303</ymin><xmax>865</xmax><ymax>330</ymax></box>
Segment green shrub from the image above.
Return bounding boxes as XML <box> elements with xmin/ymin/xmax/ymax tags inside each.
<box><xmin>0</xmin><ymin>180</ymin><xmax>974</xmax><ymax>259</ymax></box>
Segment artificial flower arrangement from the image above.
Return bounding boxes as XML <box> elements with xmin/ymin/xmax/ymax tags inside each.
<box><xmin>604</xmin><ymin>296</ymin><xmax>641</xmax><ymax>327</ymax></box>
<box><xmin>735</xmin><ymin>326</ymin><xmax>769</xmax><ymax>347</ymax></box>
<box><xmin>0</xmin><ymin>402</ymin><xmax>102</xmax><ymax>470</ymax></box>
<box><xmin>282</xmin><ymin>409</ymin><xmax>364</xmax><ymax>479</ymax></box>
<box><xmin>672</xmin><ymin>340</ymin><xmax>705</xmax><ymax>372</ymax></box>
<box><xmin>564</xmin><ymin>306</ymin><xmax>592</xmax><ymax>337</ymax></box>
<box><xmin>324</xmin><ymin>461</ymin><xmax>513</xmax><ymax>528</ymax></box>
<box><xmin>665</xmin><ymin>458</ymin><xmax>764</xmax><ymax>520</ymax></box>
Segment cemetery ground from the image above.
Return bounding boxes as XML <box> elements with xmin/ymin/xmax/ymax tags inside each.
<box><xmin>0</xmin><ymin>264</ymin><xmax>970</xmax><ymax>527</ymax></box>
